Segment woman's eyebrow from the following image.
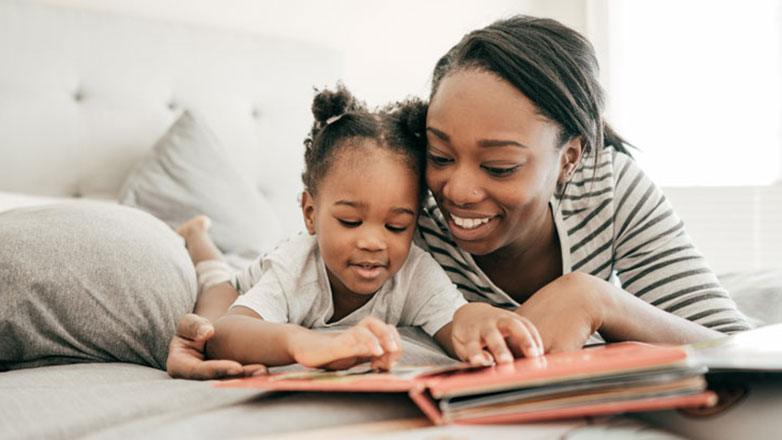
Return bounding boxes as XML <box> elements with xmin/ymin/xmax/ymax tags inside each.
<box><xmin>427</xmin><ymin>126</ymin><xmax>527</xmax><ymax>149</ymax></box>
<box><xmin>426</xmin><ymin>126</ymin><xmax>450</xmax><ymax>142</ymax></box>
<box><xmin>477</xmin><ymin>139</ymin><xmax>528</xmax><ymax>149</ymax></box>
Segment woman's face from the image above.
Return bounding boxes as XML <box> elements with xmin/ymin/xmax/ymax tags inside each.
<box><xmin>425</xmin><ymin>69</ymin><xmax>573</xmax><ymax>257</ymax></box>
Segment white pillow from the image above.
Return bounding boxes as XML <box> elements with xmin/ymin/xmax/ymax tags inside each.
<box><xmin>0</xmin><ymin>191</ymin><xmax>75</xmax><ymax>213</ymax></box>
<box><xmin>119</xmin><ymin>111</ymin><xmax>283</xmax><ymax>262</ymax></box>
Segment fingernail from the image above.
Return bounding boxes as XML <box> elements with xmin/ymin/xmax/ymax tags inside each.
<box><xmin>499</xmin><ymin>353</ymin><xmax>513</xmax><ymax>363</ymax></box>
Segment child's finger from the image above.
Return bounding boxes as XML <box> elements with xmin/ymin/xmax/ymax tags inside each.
<box><xmin>388</xmin><ymin>324</ymin><xmax>403</xmax><ymax>359</ymax></box>
<box><xmin>349</xmin><ymin>325</ymin><xmax>384</xmax><ymax>357</ymax></box>
<box><xmin>482</xmin><ymin>326</ymin><xmax>514</xmax><ymax>364</ymax></box>
<box><xmin>372</xmin><ymin>325</ymin><xmax>403</xmax><ymax>370</ymax></box>
<box><xmin>500</xmin><ymin>317</ymin><xmax>542</xmax><ymax>358</ymax></box>
<box><xmin>361</xmin><ymin>317</ymin><xmax>400</xmax><ymax>353</ymax></box>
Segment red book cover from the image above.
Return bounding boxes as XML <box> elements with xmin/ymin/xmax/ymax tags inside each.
<box><xmin>215</xmin><ymin>341</ymin><xmax>717</xmax><ymax>425</ymax></box>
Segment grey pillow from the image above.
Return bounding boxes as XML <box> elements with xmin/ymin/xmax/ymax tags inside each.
<box><xmin>0</xmin><ymin>202</ymin><xmax>196</xmax><ymax>370</ymax></box>
<box><xmin>119</xmin><ymin>110</ymin><xmax>283</xmax><ymax>262</ymax></box>
<box><xmin>719</xmin><ymin>269</ymin><xmax>782</xmax><ymax>327</ymax></box>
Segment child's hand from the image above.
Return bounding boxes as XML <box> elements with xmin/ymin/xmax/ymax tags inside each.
<box><xmin>290</xmin><ymin>316</ymin><xmax>403</xmax><ymax>371</ymax></box>
<box><xmin>451</xmin><ymin>303</ymin><xmax>544</xmax><ymax>366</ymax></box>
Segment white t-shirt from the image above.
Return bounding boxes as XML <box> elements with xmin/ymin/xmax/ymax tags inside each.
<box><xmin>231</xmin><ymin>233</ymin><xmax>467</xmax><ymax>337</ymax></box>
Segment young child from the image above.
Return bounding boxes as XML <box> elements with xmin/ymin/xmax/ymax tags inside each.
<box><xmin>177</xmin><ymin>85</ymin><xmax>543</xmax><ymax>371</ymax></box>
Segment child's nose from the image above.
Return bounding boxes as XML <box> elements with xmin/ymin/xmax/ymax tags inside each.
<box><xmin>356</xmin><ymin>228</ymin><xmax>387</xmax><ymax>251</ymax></box>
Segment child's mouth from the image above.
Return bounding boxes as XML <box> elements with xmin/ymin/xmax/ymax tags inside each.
<box><xmin>350</xmin><ymin>262</ymin><xmax>387</xmax><ymax>280</ymax></box>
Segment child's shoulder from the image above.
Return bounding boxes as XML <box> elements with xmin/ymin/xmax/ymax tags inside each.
<box><xmin>396</xmin><ymin>241</ymin><xmax>441</xmax><ymax>278</ymax></box>
<box><xmin>260</xmin><ymin>231</ymin><xmax>318</xmax><ymax>271</ymax></box>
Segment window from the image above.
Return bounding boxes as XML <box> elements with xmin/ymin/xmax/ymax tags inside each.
<box><xmin>595</xmin><ymin>0</ymin><xmax>781</xmax><ymax>186</ymax></box>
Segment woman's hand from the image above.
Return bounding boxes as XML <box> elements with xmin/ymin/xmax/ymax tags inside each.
<box><xmin>289</xmin><ymin>316</ymin><xmax>403</xmax><ymax>371</ymax></box>
<box><xmin>166</xmin><ymin>313</ymin><xmax>267</xmax><ymax>380</ymax></box>
<box><xmin>515</xmin><ymin>272</ymin><xmax>606</xmax><ymax>353</ymax></box>
<box><xmin>449</xmin><ymin>302</ymin><xmax>544</xmax><ymax>366</ymax></box>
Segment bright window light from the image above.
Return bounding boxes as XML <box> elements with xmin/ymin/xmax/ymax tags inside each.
<box><xmin>603</xmin><ymin>0</ymin><xmax>780</xmax><ymax>186</ymax></box>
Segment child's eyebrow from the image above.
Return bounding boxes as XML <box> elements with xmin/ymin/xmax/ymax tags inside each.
<box><xmin>334</xmin><ymin>200</ymin><xmax>365</xmax><ymax>208</ymax></box>
<box><xmin>391</xmin><ymin>208</ymin><xmax>416</xmax><ymax>216</ymax></box>
<box><xmin>334</xmin><ymin>201</ymin><xmax>415</xmax><ymax>217</ymax></box>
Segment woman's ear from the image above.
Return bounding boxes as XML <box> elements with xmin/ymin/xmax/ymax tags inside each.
<box><xmin>557</xmin><ymin>136</ymin><xmax>584</xmax><ymax>184</ymax></box>
<box><xmin>301</xmin><ymin>191</ymin><xmax>317</xmax><ymax>235</ymax></box>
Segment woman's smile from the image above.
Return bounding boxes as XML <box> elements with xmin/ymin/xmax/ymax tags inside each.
<box><xmin>444</xmin><ymin>209</ymin><xmax>500</xmax><ymax>241</ymax></box>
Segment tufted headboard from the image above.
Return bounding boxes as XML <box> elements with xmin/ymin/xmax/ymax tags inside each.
<box><xmin>0</xmin><ymin>0</ymin><xmax>342</xmax><ymax>232</ymax></box>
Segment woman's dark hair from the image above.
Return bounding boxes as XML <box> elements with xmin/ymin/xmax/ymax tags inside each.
<box><xmin>430</xmin><ymin>15</ymin><xmax>630</xmax><ymax>161</ymax></box>
<box><xmin>303</xmin><ymin>84</ymin><xmax>428</xmax><ymax>201</ymax></box>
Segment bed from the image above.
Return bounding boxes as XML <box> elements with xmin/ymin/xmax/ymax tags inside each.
<box><xmin>1</xmin><ymin>1</ymin><xmax>780</xmax><ymax>439</ymax></box>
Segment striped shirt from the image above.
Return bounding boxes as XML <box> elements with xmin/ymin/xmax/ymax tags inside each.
<box><xmin>415</xmin><ymin>147</ymin><xmax>751</xmax><ymax>335</ymax></box>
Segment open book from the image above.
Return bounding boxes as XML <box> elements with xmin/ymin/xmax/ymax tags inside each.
<box><xmin>215</xmin><ymin>341</ymin><xmax>716</xmax><ymax>425</ymax></box>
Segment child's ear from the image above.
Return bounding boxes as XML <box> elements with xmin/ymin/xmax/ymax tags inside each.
<box><xmin>301</xmin><ymin>191</ymin><xmax>317</xmax><ymax>235</ymax></box>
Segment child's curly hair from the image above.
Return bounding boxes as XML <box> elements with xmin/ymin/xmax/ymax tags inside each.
<box><xmin>303</xmin><ymin>83</ymin><xmax>428</xmax><ymax>202</ymax></box>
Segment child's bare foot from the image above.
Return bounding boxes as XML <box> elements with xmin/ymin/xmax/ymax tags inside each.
<box><xmin>176</xmin><ymin>215</ymin><xmax>212</xmax><ymax>240</ymax></box>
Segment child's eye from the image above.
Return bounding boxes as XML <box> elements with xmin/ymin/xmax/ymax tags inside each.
<box><xmin>426</xmin><ymin>152</ymin><xmax>453</xmax><ymax>166</ymax></box>
<box><xmin>386</xmin><ymin>225</ymin><xmax>409</xmax><ymax>233</ymax></box>
<box><xmin>482</xmin><ymin>165</ymin><xmax>520</xmax><ymax>177</ymax></box>
<box><xmin>338</xmin><ymin>219</ymin><xmax>361</xmax><ymax>227</ymax></box>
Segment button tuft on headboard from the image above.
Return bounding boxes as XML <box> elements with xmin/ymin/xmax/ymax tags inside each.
<box><xmin>251</xmin><ymin>108</ymin><xmax>261</xmax><ymax>119</ymax></box>
<box><xmin>167</xmin><ymin>101</ymin><xmax>178</xmax><ymax>111</ymax></box>
<box><xmin>73</xmin><ymin>90</ymin><xmax>84</xmax><ymax>102</ymax></box>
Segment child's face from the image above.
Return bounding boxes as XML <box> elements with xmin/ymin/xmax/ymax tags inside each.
<box><xmin>302</xmin><ymin>145</ymin><xmax>420</xmax><ymax>300</ymax></box>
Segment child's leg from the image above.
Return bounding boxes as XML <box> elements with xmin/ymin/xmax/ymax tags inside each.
<box><xmin>176</xmin><ymin>216</ymin><xmax>223</xmax><ymax>264</ymax></box>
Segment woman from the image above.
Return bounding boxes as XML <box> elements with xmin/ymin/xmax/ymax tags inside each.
<box><xmin>167</xmin><ymin>15</ymin><xmax>749</xmax><ymax>379</ymax></box>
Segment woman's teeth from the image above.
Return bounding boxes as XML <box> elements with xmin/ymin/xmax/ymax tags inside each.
<box><xmin>451</xmin><ymin>214</ymin><xmax>491</xmax><ymax>229</ymax></box>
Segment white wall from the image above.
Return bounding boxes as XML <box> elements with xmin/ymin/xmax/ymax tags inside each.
<box><xmin>28</xmin><ymin>0</ymin><xmax>585</xmax><ymax>106</ymax></box>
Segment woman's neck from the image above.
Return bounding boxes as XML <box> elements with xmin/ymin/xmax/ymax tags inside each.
<box><xmin>473</xmin><ymin>205</ymin><xmax>562</xmax><ymax>303</ymax></box>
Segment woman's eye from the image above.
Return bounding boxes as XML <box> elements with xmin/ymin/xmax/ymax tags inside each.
<box><xmin>386</xmin><ymin>225</ymin><xmax>409</xmax><ymax>233</ymax></box>
<box><xmin>482</xmin><ymin>165</ymin><xmax>520</xmax><ymax>177</ymax></box>
<box><xmin>338</xmin><ymin>219</ymin><xmax>361</xmax><ymax>227</ymax></box>
<box><xmin>426</xmin><ymin>152</ymin><xmax>453</xmax><ymax>166</ymax></box>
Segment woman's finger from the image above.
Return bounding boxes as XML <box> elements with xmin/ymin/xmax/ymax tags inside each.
<box><xmin>244</xmin><ymin>364</ymin><xmax>269</xmax><ymax>376</ymax></box>
<box><xmin>520</xmin><ymin>316</ymin><xmax>545</xmax><ymax>355</ymax></box>
<box><xmin>176</xmin><ymin>313</ymin><xmax>213</xmax><ymax>342</ymax></box>
<box><xmin>499</xmin><ymin>317</ymin><xmax>541</xmax><ymax>358</ymax></box>
<box><xmin>462</xmin><ymin>334</ymin><xmax>491</xmax><ymax>366</ymax></box>
<box><xmin>482</xmin><ymin>325</ymin><xmax>514</xmax><ymax>364</ymax></box>
<box><xmin>170</xmin><ymin>358</ymin><xmax>243</xmax><ymax>380</ymax></box>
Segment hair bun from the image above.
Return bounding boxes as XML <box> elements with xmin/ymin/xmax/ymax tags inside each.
<box><xmin>311</xmin><ymin>83</ymin><xmax>365</xmax><ymax>125</ymax></box>
<box><xmin>393</xmin><ymin>98</ymin><xmax>427</xmax><ymax>140</ymax></box>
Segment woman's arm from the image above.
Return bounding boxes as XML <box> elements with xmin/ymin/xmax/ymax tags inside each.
<box><xmin>167</xmin><ymin>216</ymin><xmax>264</xmax><ymax>379</ymax></box>
<box><xmin>514</xmin><ymin>272</ymin><xmax>723</xmax><ymax>353</ymax></box>
<box><xmin>166</xmin><ymin>281</ymin><xmax>264</xmax><ymax>379</ymax></box>
<box><xmin>610</xmin><ymin>154</ymin><xmax>750</xmax><ymax>334</ymax></box>
<box><xmin>208</xmin><ymin>307</ymin><xmax>402</xmax><ymax>370</ymax></box>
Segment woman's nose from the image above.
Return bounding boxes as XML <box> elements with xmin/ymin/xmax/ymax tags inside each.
<box><xmin>443</xmin><ymin>167</ymin><xmax>482</xmax><ymax>206</ymax></box>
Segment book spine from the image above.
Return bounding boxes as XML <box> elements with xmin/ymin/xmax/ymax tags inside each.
<box><xmin>408</xmin><ymin>384</ymin><xmax>445</xmax><ymax>425</ymax></box>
